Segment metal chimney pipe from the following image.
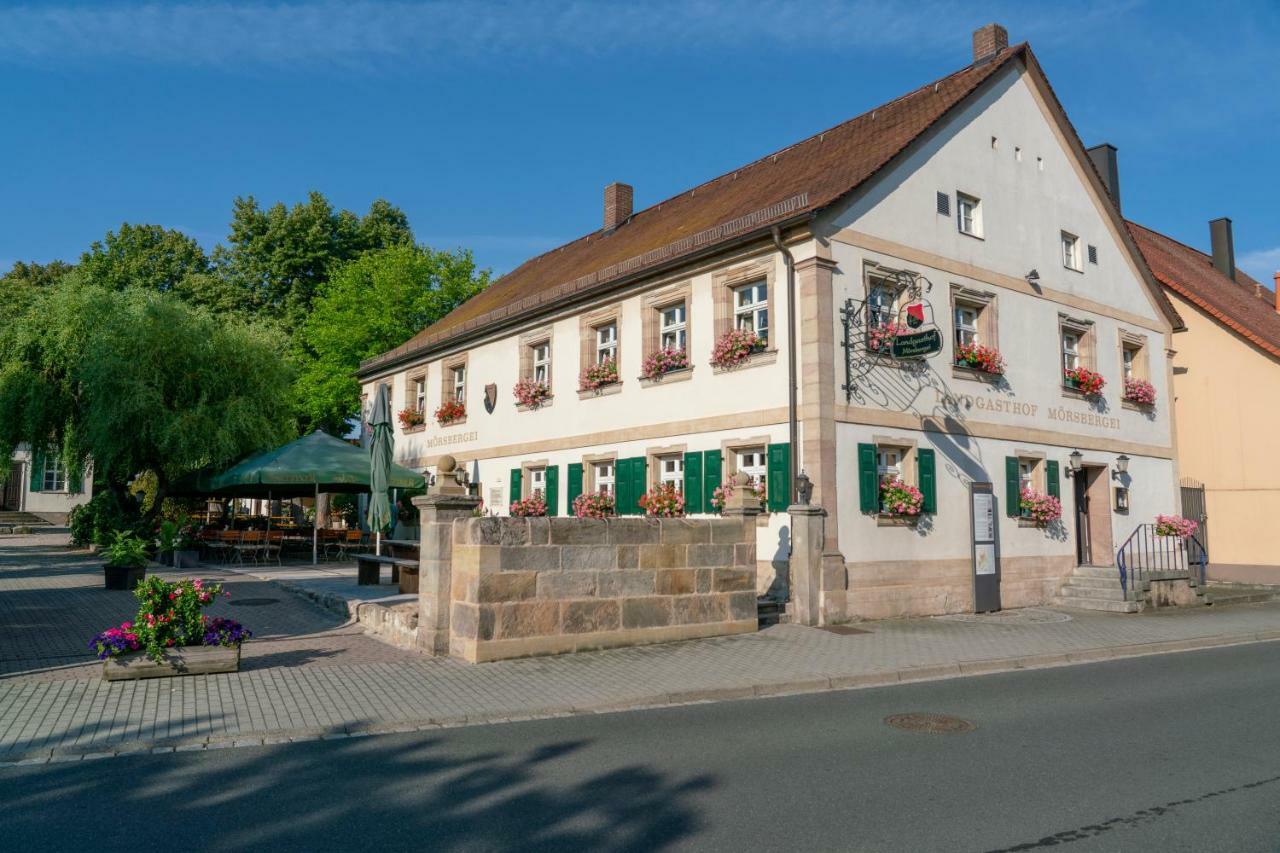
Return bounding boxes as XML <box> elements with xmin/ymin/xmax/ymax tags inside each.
<box><xmin>1086</xmin><ymin>144</ymin><xmax>1121</xmax><ymax>211</ymax></box>
<box><xmin>1209</xmin><ymin>218</ymin><xmax>1235</xmax><ymax>281</ymax></box>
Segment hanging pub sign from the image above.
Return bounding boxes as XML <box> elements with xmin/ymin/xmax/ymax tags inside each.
<box><xmin>891</xmin><ymin>298</ymin><xmax>943</xmax><ymax>358</ymax></box>
<box><xmin>865</xmin><ymin>269</ymin><xmax>943</xmax><ymax>360</ymax></box>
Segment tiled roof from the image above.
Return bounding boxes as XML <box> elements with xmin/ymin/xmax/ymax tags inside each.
<box><xmin>1128</xmin><ymin>221</ymin><xmax>1280</xmax><ymax>359</ymax></box>
<box><xmin>360</xmin><ymin>45</ymin><xmax>1030</xmax><ymax>375</ymax></box>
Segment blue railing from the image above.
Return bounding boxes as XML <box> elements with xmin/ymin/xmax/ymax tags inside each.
<box><xmin>1116</xmin><ymin>524</ymin><xmax>1208</xmax><ymax>598</ymax></box>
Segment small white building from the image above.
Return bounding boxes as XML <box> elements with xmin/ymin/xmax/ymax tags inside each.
<box><xmin>3</xmin><ymin>445</ymin><xmax>92</xmax><ymax>522</ymax></box>
<box><xmin>358</xmin><ymin>25</ymin><xmax>1184</xmax><ymax>622</ymax></box>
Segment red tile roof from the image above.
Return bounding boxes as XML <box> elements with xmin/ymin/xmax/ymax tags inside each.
<box><xmin>360</xmin><ymin>46</ymin><xmax>1030</xmax><ymax>376</ymax></box>
<box><xmin>1128</xmin><ymin>221</ymin><xmax>1280</xmax><ymax>359</ymax></box>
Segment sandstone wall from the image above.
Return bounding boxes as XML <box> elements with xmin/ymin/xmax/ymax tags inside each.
<box><xmin>448</xmin><ymin>516</ymin><xmax>758</xmax><ymax>662</ymax></box>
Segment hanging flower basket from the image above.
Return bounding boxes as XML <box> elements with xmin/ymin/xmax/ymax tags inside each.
<box><xmin>398</xmin><ymin>408</ymin><xmax>425</xmax><ymax>429</ymax></box>
<box><xmin>639</xmin><ymin>483</ymin><xmax>685</xmax><ymax>517</ymax></box>
<box><xmin>710</xmin><ymin>329</ymin><xmax>766</xmax><ymax>370</ymax></box>
<box><xmin>879</xmin><ymin>477</ymin><xmax>923</xmax><ymax>517</ymax></box>
<box><xmin>1154</xmin><ymin>514</ymin><xmax>1198</xmax><ymax>538</ymax></box>
<box><xmin>1064</xmin><ymin>366</ymin><xmax>1106</xmax><ymax>397</ymax></box>
<box><xmin>710</xmin><ymin>479</ymin><xmax>767</xmax><ymax>513</ymax></box>
<box><xmin>1122</xmin><ymin>378</ymin><xmax>1156</xmax><ymax>406</ymax></box>
<box><xmin>509</xmin><ymin>495</ymin><xmax>548</xmax><ymax>517</ymax></box>
<box><xmin>1019</xmin><ymin>488</ymin><xmax>1062</xmax><ymax>525</ymax></box>
<box><xmin>434</xmin><ymin>400</ymin><xmax>466</xmax><ymax>425</ymax></box>
<box><xmin>572</xmin><ymin>492</ymin><xmax>615</xmax><ymax>519</ymax></box>
<box><xmin>513</xmin><ymin>378</ymin><xmax>552</xmax><ymax>408</ymax></box>
<box><xmin>867</xmin><ymin>322</ymin><xmax>909</xmax><ymax>354</ymax></box>
<box><xmin>642</xmin><ymin>347</ymin><xmax>689</xmax><ymax>381</ymax></box>
<box><xmin>578</xmin><ymin>359</ymin><xmax>619</xmax><ymax>393</ymax></box>
<box><xmin>954</xmin><ymin>343</ymin><xmax>1006</xmax><ymax>375</ymax></box>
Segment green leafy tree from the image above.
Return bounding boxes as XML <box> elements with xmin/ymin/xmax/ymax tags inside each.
<box><xmin>79</xmin><ymin>223</ymin><xmax>210</xmax><ymax>293</ymax></box>
<box><xmin>0</xmin><ymin>259</ymin><xmax>74</xmax><ymax>325</ymax></box>
<box><xmin>296</xmin><ymin>244</ymin><xmax>489</xmax><ymax>432</ymax></box>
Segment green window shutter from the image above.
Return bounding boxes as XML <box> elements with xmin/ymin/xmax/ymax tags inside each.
<box><xmin>1004</xmin><ymin>456</ymin><xmax>1020</xmax><ymax>517</ymax></box>
<box><xmin>615</xmin><ymin>458</ymin><xmax>631</xmax><ymax>516</ymax></box>
<box><xmin>766</xmin><ymin>443</ymin><xmax>791</xmax><ymax>512</ymax></box>
<box><xmin>509</xmin><ymin>468</ymin><xmax>522</xmax><ymax>506</ymax></box>
<box><xmin>545</xmin><ymin>465</ymin><xmax>559</xmax><ymax>517</ymax></box>
<box><xmin>702</xmin><ymin>450</ymin><xmax>722</xmax><ymax>514</ymax></box>
<box><xmin>857</xmin><ymin>443</ymin><xmax>878</xmax><ymax>513</ymax></box>
<box><xmin>633</xmin><ymin>457</ymin><xmax>648</xmax><ymax>515</ymax></box>
<box><xmin>917</xmin><ymin>448</ymin><xmax>937</xmax><ymax>514</ymax></box>
<box><xmin>29</xmin><ymin>450</ymin><xmax>44</xmax><ymax>493</ymax></box>
<box><xmin>617</xmin><ymin>457</ymin><xmax>648</xmax><ymax>516</ymax></box>
<box><xmin>1046</xmin><ymin>460</ymin><xmax>1061</xmax><ymax>501</ymax></box>
<box><xmin>566</xmin><ymin>463</ymin><xmax>583</xmax><ymax>515</ymax></box>
<box><xmin>683</xmin><ymin>452</ymin><xmax>703</xmax><ymax>515</ymax></box>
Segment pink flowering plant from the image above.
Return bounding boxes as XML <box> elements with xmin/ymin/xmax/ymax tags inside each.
<box><xmin>90</xmin><ymin>576</ymin><xmax>249</xmax><ymax>663</ymax></box>
<box><xmin>573</xmin><ymin>492</ymin><xmax>615</xmax><ymax>519</ymax></box>
<box><xmin>639</xmin><ymin>483</ymin><xmax>685</xmax><ymax>517</ymax></box>
<box><xmin>867</xmin><ymin>322</ymin><xmax>908</xmax><ymax>354</ymax></box>
<box><xmin>641</xmin><ymin>347</ymin><xmax>689</xmax><ymax>381</ymax></box>
<box><xmin>1019</xmin><ymin>488</ymin><xmax>1063</xmax><ymax>525</ymax></box>
<box><xmin>1155</xmin><ymin>514</ymin><xmax>1198</xmax><ymax>538</ymax></box>
<box><xmin>397</xmin><ymin>407</ymin><xmax>425</xmax><ymax>429</ymax></box>
<box><xmin>709</xmin><ymin>328</ymin><xmax>766</xmax><ymax>370</ymax></box>
<box><xmin>954</xmin><ymin>343</ymin><xmax>1006</xmax><ymax>375</ymax></box>
<box><xmin>1064</xmin><ymin>366</ymin><xmax>1106</xmax><ymax>397</ymax></box>
<box><xmin>879</xmin><ymin>477</ymin><xmax>924</xmax><ymax>517</ymax></box>
<box><xmin>513</xmin><ymin>378</ymin><xmax>552</xmax><ymax>408</ymax></box>
<box><xmin>710</xmin><ymin>479</ymin><xmax>767</xmax><ymax>512</ymax></box>
<box><xmin>509</xmin><ymin>495</ymin><xmax>548</xmax><ymax>517</ymax></box>
<box><xmin>435</xmin><ymin>400</ymin><xmax>466</xmax><ymax>425</ymax></box>
<box><xmin>1123</xmin><ymin>378</ymin><xmax>1156</xmax><ymax>406</ymax></box>
<box><xmin>578</xmin><ymin>358</ymin><xmax>619</xmax><ymax>392</ymax></box>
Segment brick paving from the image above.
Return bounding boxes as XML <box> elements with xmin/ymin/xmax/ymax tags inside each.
<box><xmin>3</xmin><ymin>533</ymin><xmax>1280</xmax><ymax>763</ymax></box>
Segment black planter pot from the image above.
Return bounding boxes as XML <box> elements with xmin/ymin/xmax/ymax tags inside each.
<box><xmin>156</xmin><ymin>550</ymin><xmax>174</xmax><ymax>567</ymax></box>
<box><xmin>104</xmin><ymin>564</ymin><xmax>146</xmax><ymax>591</ymax></box>
<box><xmin>173</xmin><ymin>550</ymin><xmax>200</xmax><ymax>569</ymax></box>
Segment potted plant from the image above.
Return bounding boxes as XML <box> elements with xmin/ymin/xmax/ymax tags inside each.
<box><xmin>639</xmin><ymin>483</ymin><xmax>685</xmax><ymax>517</ymax></box>
<box><xmin>513</xmin><ymin>378</ymin><xmax>552</xmax><ymax>409</ymax></box>
<box><xmin>1018</xmin><ymin>488</ymin><xmax>1063</xmax><ymax>525</ymax></box>
<box><xmin>1122</xmin><ymin>377</ymin><xmax>1156</xmax><ymax>406</ymax></box>
<box><xmin>172</xmin><ymin>519</ymin><xmax>201</xmax><ymax>569</ymax></box>
<box><xmin>1064</xmin><ymin>366</ymin><xmax>1106</xmax><ymax>397</ymax></box>
<box><xmin>710</xmin><ymin>479</ymin><xmax>767</xmax><ymax>513</ymax></box>
<box><xmin>509</xmin><ymin>495</ymin><xmax>548</xmax><ymax>517</ymax></box>
<box><xmin>103</xmin><ymin>531</ymin><xmax>149</xmax><ymax>590</ymax></box>
<box><xmin>155</xmin><ymin>519</ymin><xmax>179</xmax><ymax>567</ymax></box>
<box><xmin>435</xmin><ymin>399</ymin><xmax>466</xmax><ymax>425</ymax></box>
<box><xmin>709</xmin><ymin>328</ymin><xmax>766</xmax><ymax>370</ymax></box>
<box><xmin>578</xmin><ymin>358</ymin><xmax>620</xmax><ymax>393</ymax></box>
<box><xmin>1154</xmin><ymin>514</ymin><xmax>1198</xmax><ymax>538</ymax></box>
<box><xmin>398</xmin><ymin>407</ymin><xmax>426</xmax><ymax>429</ymax></box>
<box><xmin>954</xmin><ymin>342</ymin><xmax>1006</xmax><ymax>375</ymax></box>
<box><xmin>573</xmin><ymin>492</ymin><xmax>615</xmax><ymax>518</ymax></box>
<box><xmin>878</xmin><ymin>477</ymin><xmax>923</xmax><ymax>517</ymax></box>
<box><xmin>641</xmin><ymin>347</ymin><xmax>689</xmax><ymax>381</ymax></box>
<box><xmin>91</xmin><ymin>577</ymin><xmax>251</xmax><ymax>680</ymax></box>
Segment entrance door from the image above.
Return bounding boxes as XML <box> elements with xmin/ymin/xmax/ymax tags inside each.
<box><xmin>1074</xmin><ymin>472</ymin><xmax>1092</xmax><ymax>565</ymax></box>
<box><xmin>1180</xmin><ymin>477</ymin><xmax>1208</xmax><ymax>554</ymax></box>
<box><xmin>2</xmin><ymin>463</ymin><xmax>22</xmax><ymax>511</ymax></box>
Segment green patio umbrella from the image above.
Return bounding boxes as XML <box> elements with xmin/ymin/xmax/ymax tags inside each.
<box><xmin>367</xmin><ymin>383</ymin><xmax>394</xmax><ymax>554</ymax></box>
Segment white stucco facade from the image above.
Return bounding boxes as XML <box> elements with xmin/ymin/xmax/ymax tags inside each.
<box><xmin>3</xmin><ymin>446</ymin><xmax>93</xmax><ymax>520</ymax></box>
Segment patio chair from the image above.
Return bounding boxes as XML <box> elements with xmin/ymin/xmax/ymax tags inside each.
<box><xmin>319</xmin><ymin>528</ymin><xmax>344</xmax><ymax>561</ymax></box>
<box><xmin>336</xmin><ymin>529</ymin><xmax>366</xmax><ymax>561</ymax></box>
<box><xmin>208</xmin><ymin>529</ymin><xmax>239</xmax><ymax>563</ymax></box>
<box><xmin>232</xmin><ymin>530</ymin><xmax>265</xmax><ymax>565</ymax></box>
<box><xmin>262</xmin><ymin>530</ymin><xmax>284</xmax><ymax>566</ymax></box>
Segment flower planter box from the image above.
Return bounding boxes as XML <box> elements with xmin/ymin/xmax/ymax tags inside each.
<box><xmin>173</xmin><ymin>550</ymin><xmax>201</xmax><ymax>569</ymax></box>
<box><xmin>102</xmin><ymin>645</ymin><xmax>241</xmax><ymax>681</ymax></box>
<box><xmin>103</xmin><ymin>564</ymin><xmax>146</xmax><ymax>591</ymax></box>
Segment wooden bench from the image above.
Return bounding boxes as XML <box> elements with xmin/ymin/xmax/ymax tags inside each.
<box><xmin>354</xmin><ymin>553</ymin><xmax>420</xmax><ymax>593</ymax></box>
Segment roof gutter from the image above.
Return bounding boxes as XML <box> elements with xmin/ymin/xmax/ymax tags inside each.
<box><xmin>357</xmin><ymin>211</ymin><xmax>817</xmax><ymax>381</ymax></box>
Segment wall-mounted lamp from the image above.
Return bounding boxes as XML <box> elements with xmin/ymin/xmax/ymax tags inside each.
<box><xmin>1065</xmin><ymin>450</ymin><xmax>1084</xmax><ymax>477</ymax></box>
<box><xmin>1025</xmin><ymin>269</ymin><xmax>1041</xmax><ymax>284</ymax></box>
<box><xmin>1114</xmin><ymin>486</ymin><xmax>1130</xmax><ymax>512</ymax></box>
<box><xmin>1111</xmin><ymin>454</ymin><xmax>1130</xmax><ymax>480</ymax></box>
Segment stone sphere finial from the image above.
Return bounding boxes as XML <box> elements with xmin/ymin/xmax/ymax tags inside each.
<box><xmin>733</xmin><ymin>471</ymin><xmax>750</xmax><ymax>487</ymax></box>
<box><xmin>438</xmin><ymin>454</ymin><xmax>457</xmax><ymax>474</ymax></box>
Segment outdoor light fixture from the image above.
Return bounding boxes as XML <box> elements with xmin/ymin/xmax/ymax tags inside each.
<box><xmin>1112</xmin><ymin>453</ymin><xmax>1130</xmax><ymax>480</ymax></box>
<box><xmin>1066</xmin><ymin>449</ymin><xmax>1084</xmax><ymax>477</ymax></box>
<box><xmin>1025</xmin><ymin>269</ymin><xmax>1040</xmax><ymax>284</ymax></box>
<box><xmin>1114</xmin><ymin>486</ymin><xmax>1130</xmax><ymax>512</ymax></box>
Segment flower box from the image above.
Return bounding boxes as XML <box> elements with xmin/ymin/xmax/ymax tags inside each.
<box><xmin>1064</xmin><ymin>367</ymin><xmax>1105</xmax><ymax>397</ymax></box>
<box><xmin>579</xmin><ymin>359</ymin><xmax>620</xmax><ymax>393</ymax></box>
<box><xmin>953</xmin><ymin>343</ymin><xmax>1005</xmax><ymax>375</ymax></box>
<box><xmin>398</xmin><ymin>408</ymin><xmax>426</xmax><ymax>429</ymax></box>
<box><xmin>879</xmin><ymin>477</ymin><xmax>923</xmax><ymax>517</ymax></box>
<box><xmin>103</xmin><ymin>564</ymin><xmax>146</xmax><ymax>590</ymax></box>
<box><xmin>103</xmin><ymin>645</ymin><xmax>241</xmax><ymax>681</ymax></box>
<box><xmin>435</xmin><ymin>400</ymin><xmax>466</xmax><ymax>425</ymax></box>
<box><xmin>513</xmin><ymin>378</ymin><xmax>552</xmax><ymax>409</ymax></box>
<box><xmin>510</xmin><ymin>495</ymin><xmax>548</xmax><ymax>517</ymax></box>
<box><xmin>1122</xmin><ymin>378</ymin><xmax>1156</xmax><ymax>406</ymax></box>
<box><xmin>1154</xmin><ymin>514</ymin><xmax>1197</xmax><ymax>538</ymax></box>
<box><xmin>1019</xmin><ymin>488</ymin><xmax>1062</xmax><ymax>525</ymax></box>
<box><xmin>641</xmin><ymin>348</ymin><xmax>689</xmax><ymax>381</ymax></box>
<box><xmin>639</xmin><ymin>483</ymin><xmax>685</xmax><ymax>517</ymax></box>
<box><xmin>709</xmin><ymin>329</ymin><xmax>766</xmax><ymax>370</ymax></box>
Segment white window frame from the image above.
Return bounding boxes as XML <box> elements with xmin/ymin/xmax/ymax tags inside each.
<box><xmin>733</xmin><ymin>281</ymin><xmax>769</xmax><ymax>344</ymax></box>
<box><xmin>595</xmin><ymin>322</ymin><xmax>617</xmax><ymax>364</ymax></box>
<box><xmin>657</xmin><ymin>454</ymin><xmax>684</xmax><ymax>491</ymax></box>
<box><xmin>1062</xmin><ymin>231</ymin><xmax>1082</xmax><ymax>271</ymax></box>
<box><xmin>528</xmin><ymin>466</ymin><xmax>547</xmax><ymax>498</ymax></box>
<box><xmin>451</xmin><ymin>366</ymin><xmax>466</xmax><ymax>405</ymax></box>
<box><xmin>1018</xmin><ymin>459</ymin><xmax>1037</xmax><ymax>494</ymax></box>
<box><xmin>954</xmin><ymin>304</ymin><xmax>979</xmax><ymax>348</ymax></box>
<box><xmin>736</xmin><ymin>448</ymin><xmax>767</xmax><ymax>487</ymax></box>
<box><xmin>594</xmin><ymin>461</ymin><xmax>615</xmax><ymax>496</ymax></box>
<box><xmin>1062</xmin><ymin>330</ymin><xmax>1081</xmax><ymax>373</ymax></box>
<box><xmin>957</xmin><ymin>192</ymin><xmax>982</xmax><ymax>237</ymax></box>
<box><xmin>414</xmin><ymin>377</ymin><xmax>426</xmax><ymax>413</ymax></box>
<box><xmin>1122</xmin><ymin>344</ymin><xmax>1137</xmax><ymax>380</ymax></box>
<box><xmin>868</xmin><ymin>283</ymin><xmax>898</xmax><ymax>329</ymax></box>
<box><xmin>42</xmin><ymin>456</ymin><xmax>66</xmax><ymax>493</ymax></box>
<box><xmin>532</xmin><ymin>342</ymin><xmax>551</xmax><ymax>384</ymax></box>
<box><xmin>876</xmin><ymin>448</ymin><xmax>902</xmax><ymax>488</ymax></box>
<box><xmin>660</xmin><ymin>303</ymin><xmax>687</xmax><ymax>351</ymax></box>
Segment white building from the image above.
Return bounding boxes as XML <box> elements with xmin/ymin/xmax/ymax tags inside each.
<box><xmin>358</xmin><ymin>25</ymin><xmax>1183</xmax><ymax>622</ymax></box>
<box><xmin>3</xmin><ymin>445</ymin><xmax>92</xmax><ymax>522</ymax></box>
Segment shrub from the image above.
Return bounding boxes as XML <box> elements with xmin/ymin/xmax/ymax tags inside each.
<box><xmin>641</xmin><ymin>347</ymin><xmax>689</xmax><ymax>381</ymax></box>
<box><xmin>954</xmin><ymin>343</ymin><xmax>1006</xmax><ymax>375</ymax></box>
<box><xmin>709</xmin><ymin>329</ymin><xmax>765</xmax><ymax>370</ymax></box>
<box><xmin>573</xmin><ymin>492</ymin><xmax>615</xmax><ymax>518</ymax></box>
<box><xmin>68</xmin><ymin>490</ymin><xmax>144</xmax><ymax>547</ymax></box>
<box><xmin>509</xmin><ymin>495</ymin><xmax>548</xmax><ymax>517</ymax></box>
<box><xmin>639</xmin><ymin>483</ymin><xmax>685</xmax><ymax>517</ymax></box>
<box><xmin>578</xmin><ymin>359</ymin><xmax>619</xmax><ymax>392</ymax></box>
<box><xmin>879</xmin><ymin>477</ymin><xmax>923</xmax><ymax>516</ymax></box>
<box><xmin>1019</xmin><ymin>488</ymin><xmax>1063</xmax><ymax>524</ymax></box>
<box><xmin>1064</xmin><ymin>366</ymin><xmax>1106</xmax><ymax>396</ymax></box>
<box><xmin>1122</xmin><ymin>378</ymin><xmax>1156</xmax><ymax>405</ymax></box>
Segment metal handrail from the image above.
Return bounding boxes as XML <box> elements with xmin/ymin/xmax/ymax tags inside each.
<box><xmin>1116</xmin><ymin>524</ymin><xmax>1209</xmax><ymax>598</ymax></box>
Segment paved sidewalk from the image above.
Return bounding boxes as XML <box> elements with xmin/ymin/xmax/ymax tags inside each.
<box><xmin>3</xmin><ymin>535</ymin><xmax>1280</xmax><ymax>765</ymax></box>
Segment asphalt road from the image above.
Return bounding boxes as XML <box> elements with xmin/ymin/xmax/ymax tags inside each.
<box><xmin>5</xmin><ymin>641</ymin><xmax>1280</xmax><ymax>852</ymax></box>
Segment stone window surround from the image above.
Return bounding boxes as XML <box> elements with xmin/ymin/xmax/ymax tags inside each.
<box><xmin>403</xmin><ymin>369</ymin><xmax>428</xmax><ymax>433</ymax></box>
<box><xmin>713</xmin><ymin>259</ymin><xmax>776</xmax><ymax>349</ymax></box>
<box><xmin>645</xmin><ymin>443</ymin><xmax>687</xmax><ymax>490</ymax></box>
<box><xmin>440</xmin><ymin>353</ymin><xmax>468</xmax><ymax>426</ymax></box>
<box><xmin>642</xmin><ymin>281</ymin><xmax>692</xmax><ymax>361</ymax></box>
<box><xmin>950</xmin><ymin>284</ymin><xmax>1000</xmax><ymax>382</ymax></box>
<box><xmin>1014</xmin><ymin>448</ymin><xmax>1049</xmax><ymax>527</ymax></box>
<box><xmin>581</xmin><ymin>451</ymin><xmax>618</xmax><ymax>494</ymax></box>
<box><xmin>578</xmin><ymin>304</ymin><xmax>622</xmax><ymax>389</ymax></box>
<box><xmin>872</xmin><ymin>434</ymin><xmax>918</xmax><ymax>526</ymax></box>
<box><xmin>518</xmin><ymin>326</ymin><xmax>554</xmax><ymax>395</ymax></box>
<box><xmin>720</xmin><ymin>436</ymin><xmax>772</xmax><ymax>477</ymax></box>
<box><xmin>863</xmin><ymin>261</ymin><xmax>914</xmax><ymax>328</ymax></box>
<box><xmin>1059</xmin><ymin>313</ymin><xmax>1096</xmax><ymax>393</ymax></box>
<box><xmin>1118</xmin><ymin>328</ymin><xmax>1150</xmax><ymax>381</ymax></box>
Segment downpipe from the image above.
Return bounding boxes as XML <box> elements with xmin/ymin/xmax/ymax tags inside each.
<box><xmin>772</xmin><ymin>226</ymin><xmax>798</xmax><ymax>601</ymax></box>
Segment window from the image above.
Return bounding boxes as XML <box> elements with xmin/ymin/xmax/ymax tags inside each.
<box><xmin>1062</xmin><ymin>330</ymin><xmax>1081</xmax><ymax>372</ymax></box>
<box><xmin>660</xmin><ymin>303</ymin><xmax>687</xmax><ymax>351</ymax></box>
<box><xmin>451</xmin><ymin>366</ymin><xmax>466</xmax><ymax>404</ymax></box>
<box><xmin>1062</xmin><ymin>231</ymin><xmax>1081</xmax><ymax>271</ymax></box>
<box><xmin>657</xmin><ymin>454</ymin><xmax>683</xmax><ymax>491</ymax></box>
<box><xmin>1122</xmin><ymin>345</ymin><xmax>1136</xmax><ymax>380</ymax></box>
<box><xmin>954</xmin><ymin>304</ymin><xmax>979</xmax><ymax>348</ymax></box>
<box><xmin>595</xmin><ymin>322</ymin><xmax>617</xmax><ymax>364</ymax></box>
<box><xmin>957</xmin><ymin>193</ymin><xmax>982</xmax><ymax>237</ymax></box>
<box><xmin>528</xmin><ymin>466</ymin><xmax>546</xmax><ymax>497</ymax></box>
<box><xmin>733</xmin><ymin>281</ymin><xmax>769</xmax><ymax>344</ymax></box>
<box><xmin>42</xmin><ymin>457</ymin><xmax>66</xmax><ymax>492</ymax></box>
<box><xmin>868</xmin><ymin>283</ymin><xmax>898</xmax><ymax>329</ymax></box>
<box><xmin>1120</xmin><ymin>335</ymin><xmax>1147</xmax><ymax>381</ymax></box>
<box><xmin>736</xmin><ymin>448</ymin><xmax>767</xmax><ymax>486</ymax></box>
<box><xmin>413</xmin><ymin>377</ymin><xmax>426</xmax><ymax>413</ymax></box>
<box><xmin>1018</xmin><ymin>459</ymin><xmax>1037</xmax><ymax>494</ymax></box>
<box><xmin>532</xmin><ymin>342</ymin><xmax>551</xmax><ymax>384</ymax></box>
<box><xmin>594</xmin><ymin>461</ymin><xmax>615</xmax><ymax>496</ymax></box>
<box><xmin>877</xmin><ymin>447</ymin><xmax>903</xmax><ymax>488</ymax></box>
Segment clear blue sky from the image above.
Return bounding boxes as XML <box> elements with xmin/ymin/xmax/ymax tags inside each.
<box><xmin>2</xmin><ymin>0</ymin><xmax>1277</xmax><ymax>283</ymax></box>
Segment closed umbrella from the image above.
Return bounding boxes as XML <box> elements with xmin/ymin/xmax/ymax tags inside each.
<box><xmin>367</xmin><ymin>384</ymin><xmax>394</xmax><ymax>556</ymax></box>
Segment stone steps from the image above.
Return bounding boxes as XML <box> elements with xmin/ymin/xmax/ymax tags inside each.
<box><xmin>1052</xmin><ymin>565</ymin><xmax>1142</xmax><ymax>613</ymax></box>
<box><xmin>0</xmin><ymin>512</ymin><xmax>49</xmax><ymax>526</ymax></box>
<box><xmin>1058</xmin><ymin>581</ymin><xmax>1128</xmax><ymax>601</ymax></box>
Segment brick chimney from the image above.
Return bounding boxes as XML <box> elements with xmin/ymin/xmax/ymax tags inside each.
<box><xmin>1086</xmin><ymin>143</ymin><xmax>1121</xmax><ymax>211</ymax></box>
<box><xmin>972</xmin><ymin>23</ymin><xmax>1008</xmax><ymax>63</ymax></box>
<box><xmin>1209</xmin><ymin>217</ymin><xmax>1235</xmax><ymax>282</ymax></box>
<box><xmin>603</xmin><ymin>182</ymin><xmax>633</xmax><ymax>230</ymax></box>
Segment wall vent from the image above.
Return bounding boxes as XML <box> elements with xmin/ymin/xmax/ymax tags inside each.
<box><xmin>1087</xmin><ymin>245</ymin><xmax>1098</xmax><ymax>265</ymax></box>
<box><xmin>936</xmin><ymin>191</ymin><xmax>950</xmax><ymax>216</ymax></box>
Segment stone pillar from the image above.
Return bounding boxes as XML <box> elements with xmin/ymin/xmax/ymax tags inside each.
<box><xmin>789</xmin><ymin>504</ymin><xmax>825</xmax><ymax>626</ymax></box>
<box><xmin>414</xmin><ymin>455</ymin><xmax>481</xmax><ymax>656</ymax></box>
<box><xmin>721</xmin><ymin>471</ymin><xmax>763</xmax><ymax>575</ymax></box>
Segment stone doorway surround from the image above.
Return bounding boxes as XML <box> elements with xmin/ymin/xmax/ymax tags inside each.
<box><xmin>1073</xmin><ymin>463</ymin><xmax>1114</xmax><ymax>567</ymax></box>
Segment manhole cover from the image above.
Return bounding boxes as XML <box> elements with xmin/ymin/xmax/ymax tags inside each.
<box><xmin>228</xmin><ymin>597</ymin><xmax>280</xmax><ymax>607</ymax></box>
<box><xmin>821</xmin><ymin>625</ymin><xmax>871</xmax><ymax>635</ymax></box>
<box><xmin>884</xmin><ymin>713</ymin><xmax>975</xmax><ymax>734</ymax></box>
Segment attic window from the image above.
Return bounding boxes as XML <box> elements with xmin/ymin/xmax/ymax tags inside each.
<box><xmin>1088</xmin><ymin>245</ymin><xmax>1098</xmax><ymax>265</ymax></box>
<box><xmin>936</xmin><ymin>191</ymin><xmax>950</xmax><ymax>217</ymax></box>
